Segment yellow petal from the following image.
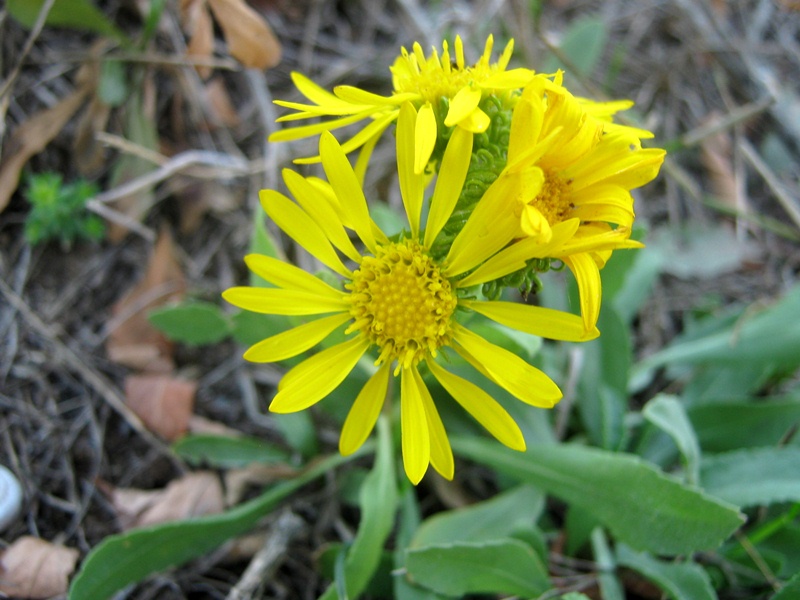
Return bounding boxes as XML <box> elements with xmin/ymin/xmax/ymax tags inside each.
<box><xmin>271</xmin><ymin>336</ymin><xmax>370</xmax><ymax>412</ymax></box>
<box><xmin>319</xmin><ymin>131</ymin><xmax>378</xmax><ymax>252</ymax></box>
<box><xmin>243</xmin><ymin>313</ymin><xmax>351</xmax><ymax>363</ymax></box>
<box><xmin>243</xmin><ymin>254</ymin><xmax>345</xmax><ymax>297</ymax></box>
<box><xmin>223</xmin><ymin>287</ymin><xmax>348</xmax><ymax>315</ymax></box>
<box><xmin>259</xmin><ymin>190</ymin><xmax>352</xmax><ymax>278</ymax></box>
<box><xmin>339</xmin><ymin>362</ymin><xmax>391</xmax><ymax>455</ymax></box>
<box><xmin>428</xmin><ymin>359</ymin><xmax>525</xmax><ymax>451</ymax></box>
<box><xmin>455</xmin><ymin>35</ymin><xmax>465</xmax><ymax>69</ymax></box>
<box><xmin>562</xmin><ymin>253</ymin><xmax>602</xmax><ymax>333</ymax></box>
<box><xmin>567</xmin><ymin>147</ymin><xmax>666</xmax><ymax>192</ymax></box>
<box><xmin>401</xmin><ymin>366</ymin><xmax>430</xmax><ymax>485</ymax></box>
<box><xmin>462</xmin><ymin>300</ymin><xmax>598</xmax><ymax>342</ymax></box>
<box><xmin>269</xmin><ymin>110</ymin><xmax>373</xmax><ymax>143</ymax></box>
<box><xmin>453</xmin><ymin>325</ymin><xmax>562</xmax><ymax>408</ymax></box>
<box><xmin>444</xmin><ymin>87</ymin><xmax>481</xmax><ymax>127</ymax></box>
<box><xmin>480</xmin><ymin>68</ymin><xmax>535</xmax><ymax>89</ymax></box>
<box><xmin>397</xmin><ymin>102</ymin><xmax>425</xmax><ymax>238</ymax></box>
<box><xmin>333</xmin><ymin>85</ymin><xmax>415</xmax><ymax>105</ymax></box>
<box><xmin>458</xmin><ymin>108</ymin><xmax>491</xmax><ymax>133</ymax></box>
<box><xmin>424</xmin><ymin>125</ymin><xmax>473</xmax><ymax>248</ymax></box>
<box><xmin>339</xmin><ymin>111</ymin><xmax>398</xmax><ymax>158</ymax></box>
<box><xmin>281</xmin><ymin>170</ymin><xmax>361</xmax><ymax>262</ymax></box>
<box><xmin>414</xmin><ymin>102</ymin><xmax>437</xmax><ymax>174</ymax></box>
<box><xmin>290</xmin><ymin>71</ymin><xmax>354</xmax><ymax>109</ymax></box>
<box><xmin>413</xmin><ymin>366</ymin><xmax>454</xmax><ymax>480</ymax></box>
<box><xmin>520</xmin><ymin>205</ymin><xmax>553</xmax><ymax>243</ymax></box>
<box><xmin>507</xmin><ymin>79</ymin><xmax>545</xmax><ymax>163</ymax></box>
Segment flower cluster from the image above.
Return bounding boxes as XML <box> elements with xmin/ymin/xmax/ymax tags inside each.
<box><xmin>225</xmin><ymin>36</ymin><xmax>665</xmax><ymax>483</ymax></box>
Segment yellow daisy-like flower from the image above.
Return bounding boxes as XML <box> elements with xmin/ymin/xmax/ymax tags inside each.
<box><xmin>269</xmin><ymin>35</ymin><xmax>534</xmax><ymax>173</ymax></box>
<box><xmin>225</xmin><ymin>103</ymin><xmax>596</xmax><ymax>484</ymax></box>
<box><xmin>493</xmin><ymin>72</ymin><xmax>666</xmax><ymax>331</ymax></box>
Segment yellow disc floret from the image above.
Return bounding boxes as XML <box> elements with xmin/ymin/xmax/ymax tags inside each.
<box><xmin>347</xmin><ymin>239</ymin><xmax>457</xmax><ymax>371</ymax></box>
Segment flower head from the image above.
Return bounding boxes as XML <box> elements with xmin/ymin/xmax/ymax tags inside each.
<box><xmin>269</xmin><ymin>35</ymin><xmax>534</xmax><ymax>173</ymax></box>
<box><xmin>226</xmin><ymin>103</ymin><xmax>595</xmax><ymax>484</ymax></box>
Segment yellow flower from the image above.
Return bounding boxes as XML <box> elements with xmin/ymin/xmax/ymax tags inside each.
<box><xmin>225</xmin><ymin>103</ymin><xmax>596</xmax><ymax>484</ymax></box>
<box><xmin>269</xmin><ymin>35</ymin><xmax>534</xmax><ymax>173</ymax></box>
<box><xmin>494</xmin><ymin>72</ymin><xmax>666</xmax><ymax>331</ymax></box>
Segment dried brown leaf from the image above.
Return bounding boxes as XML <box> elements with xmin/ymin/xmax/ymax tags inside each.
<box><xmin>74</xmin><ymin>94</ymin><xmax>112</xmax><ymax>175</ymax></box>
<box><xmin>188</xmin><ymin>414</ymin><xmax>245</xmax><ymax>437</ymax></box>
<box><xmin>206</xmin><ymin>0</ymin><xmax>282</xmax><ymax>70</ymax></box>
<box><xmin>106</xmin><ymin>472</ymin><xmax>224</xmax><ymax>530</ymax></box>
<box><xmin>106</xmin><ymin>227</ymin><xmax>186</xmax><ymax>371</ymax></box>
<box><xmin>699</xmin><ymin>113</ymin><xmax>742</xmax><ymax>212</ymax></box>
<box><xmin>181</xmin><ymin>0</ymin><xmax>215</xmax><ymax>78</ymax></box>
<box><xmin>124</xmin><ymin>374</ymin><xmax>197</xmax><ymax>440</ymax></box>
<box><xmin>0</xmin><ymin>536</ymin><xmax>79</xmax><ymax>599</ymax></box>
<box><xmin>0</xmin><ymin>85</ymin><xmax>90</xmax><ymax>213</ymax></box>
<box><xmin>205</xmin><ymin>77</ymin><xmax>241</xmax><ymax>127</ymax></box>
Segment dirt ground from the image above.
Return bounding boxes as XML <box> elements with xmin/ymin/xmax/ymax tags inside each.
<box><xmin>1</xmin><ymin>0</ymin><xmax>799</xmax><ymax>598</ymax></box>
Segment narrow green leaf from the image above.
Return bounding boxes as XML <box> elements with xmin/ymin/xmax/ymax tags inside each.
<box><xmin>701</xmin><ymin>447</ymin><xmax>800</xmax><ymax>507</ymax></box>
<box><xmin>617</xmin><ymin>545</ymin><xmax>717</xmax><ymax>600</ymax></box>
<box><xmin>406</xmin><ymin>539</ymin><xmax>549</xmax><ymax>598</ymax></box>
<box><xmin>591</xmin><ymin>528</ymin><xmax>625</xmax><ymax>600</ymax></box>
<box><xmin>172</xmin><ymin>434</ymin><xmax>289</xmax><ymax>468</ymax></box>
<box><xmin>411</xmin><ymin>485</ymin><xmax>544</xmax><ymax>548</ymax></box>
<box><xmin>274</xmin><ymin>411</ymin><xmax>319</xmax><ymax>458</ymax></box>
<box><xmin>148</xmin><ymin>302</ymin><xmax>231</xmax><ymax>346</ymax></box>
<box><xmin>688</xmin><ymin>400</ymin><xmax>800</xmax><ymax>452</ymax></box>
<box><xmin>643</xmin><ymin>395</ymin><xmax>701</xmax><ymax>485</ymax></box>
<box><xmin>8</xmin><ymin>0</ymin><xmax>128</xmax><ymax>42</ymax></box>
<box><xmin>543</xmin><ymin>16</ymin><xmax>608</xmax><ymax>77</ymax></box>
<box><xmin>68</xmin><ymin>450</ymin><xmax>363</xmax><ymax>600</ymax></box>
<box><xmin>453</xmin><ymin>437</ymin><xmax>744</xmax><ymax>555</ymax></box>
<box><xmin>319</xmin><ymin>416</ymin><xmax>398</xmax><ymax>600</ymax></box>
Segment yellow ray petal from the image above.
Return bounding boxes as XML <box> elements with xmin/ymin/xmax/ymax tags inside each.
<box><xmin>413</xmin><ymin>366</ymin><xmax>454</xmax><ymax>480</ymax></box>
<box><xmin>497</xmin><ymin>38</ymin><xmax>514</xmax><ymax>70</ymax></box>
<box><xmin>401</xmin><ymin>366</ymin><xmax>430</xmax><ymax>485</ymax></box>
<box><xmin>259</xmin><ymin>190</ymin><xmax>352</xmax><ymax>278</ymax></box>
<box><xmin>397</xmin><ymin>103</ymin><xmax>425</xmax><ymax>238</ymax></box>
<box><xmin>319</xmin><ymin>131</ymin><xmax>378</xmax><ymax>253</ymax></box>
<box><xmin>244</xmin><ymin>254</ymin><xmax>345</xmax><ymax>297</ymax></box>
<box><xmin>333</xmin><ymin>85</ymin><xmax>416</xmax><ymax>106</ymax></box>
<box><xmin>520</xmin><ymin>204</ymin><xmax>553</xmax><ymax>243</ymax></box>
<box><xmin>339</xmin><ymin>111</ymin><xmax>398</xmax><ymax>157</ymax></box>
<box><xmin>444</xmin><ymin>87</ymin><xmax>481</xmax><ymax>127</ymax></box>
<box><xmin>269</xmin><ymin>110</ymin><xmax>373</xmax><ymax>142</ymax></box>
<box><xmin>243</xmin><ymin>313</ymin><xmax>351</xmax><ymax>363</ymax></box>
<box><xmin>270</xmin><ymin>336</ymin><xmax>370</xmax><ymax>413</ymax></box>
<box><xmin>339</xmin><ymin>362</ymin><xmax>391</xmax><ymax>455</ymax></box>
<box><xmin>414</xmin><ymin>102</ymin><xmax>437</xmax><ymax>174</ymax></box>
<box><xmin>453</xmin><ymin>325</ymin><xmax>562</xmax><ymax>408</ymax></box>
<box><xmin>281</xmin><ymin>170</ymin><xmax>361</xmax><ymax>263</ymax></box>
<box><xmin>455</xmin><ymin>35</ymin><xmax>465</xmax><ymax>69</ymax></box>
<box><xmin>290</xmin><ymin>71</ymin><xmax>354</xmax><ymax>109</ymax></box>
<box><xmin>424</xmin><ymin>125</ymin><xmax>473</xmax><ymax>248</ymax></box>
<box><xmin>462</xmin><ymin>300</ymin><xmax>598</xmax><ymax>342</ymax></box>
<box><xmin>427</xmin><ymin>359</ymin><xmax>525</xmax><ymax>451</ymax></box>
<box><xmin>567</xmin><ymin>148</ymin><xmax>666</xmax><ymax>192</ymax></box>
<box><xmin>223</xmin><ymin>287</ymin><xmax>348</xmax><ymax>315</ymax></box>
<box><xmin>556</xmin><ymin>228</ymin><xmax>643</xmax><ymax>256</ymax></box>
<box><xmin>480</xmin><ymin>68</ymin><xmax>535</xmax><ymax>89</ymax></box>
<box><xmin>562</xmin><ymin>253</ymin><xmax>602</xmax><ymax>333</ymax></box>
<box><xmin>458</xmin><ymin>108</ymin><xmax>491</xmax><ymax>133</ymax></box>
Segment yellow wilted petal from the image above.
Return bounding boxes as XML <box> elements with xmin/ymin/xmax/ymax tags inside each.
<box><xmin>424</xmin><ymin>126</ymin><xmax>473</xmax><ymax>248</ymax></box>
<box><xmin>397</xmin><ymin>103</ymin><xmax>425</xmax><ymax>238</ymax></box>
<box><xmin>319</xmin><ymin>131</ymin><xmax>378</xmax><ymax>253</ymax></box>
<box><xmin>453</xmin><ymin>325</ymin><xmax>562</xmax><ymax>408</ymax></box>
<box><xmin>259</xmin><ymin>190</ymin><xmax>352</xmax><ymax>278</ymax></box>
<box><xmin>563</xmin><ymin>253</ymin><xmax>602</xmax><ymax>333</ymax></box>
<box><xmin>428</xmin><ymin>360</ymin><xmax>525</xmax><ymax>451</ymax></box>
<box><xmin>243</xmin><ymin>313</ymin><xmax>351</xmax><ymax>363</ymax></box>
<box><xmin>414</xmin><ymin>366</ymin><xmax>454</xmax><ymax>480</ymax></box>
<box><xmin>414</xmin><ymin>102</ymin><xmax>437</xmax><ymax>175</ymax></box>
<box><xmin>401</xmin><ymin>366</ymin><xmax>430</xmax><ymax>485</ymax></box>
<box><xmin>444</xmin><ymin>87</ymin><xmax>481</xmax><ymax>127</ymax></box>
<box><xmin>270</xmin><ymin>336</ymin><xmax>369</xmax><ymax>413</ymax></box>
<box><xmin>339</xmin><ymin>363</ymin><xmax>391</xmax><ymax>455</ymax></box>
<box><xmin>462</xmin><ymin>300</ymin><xmax>598</xmax><ymax>342</ymax></box>
<box><xmin>244</xmin><ymin>254</ymin><xmax>345</xmax><ymax>297</ymax></box>
<box><xmin>222</xmin><ymin>287</ymin><xmax>347</xmax><ymax>315</ymax></box>
<box><xmin>520</xmin><ymin>205</ymin><xmax>553</xmax><ymax>243</ymax></box>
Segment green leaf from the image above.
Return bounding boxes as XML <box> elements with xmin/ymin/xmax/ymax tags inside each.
<box><xmin>98</xmin><ymin>59</ymin><xmax>128</xmax><ymax>107</ymax></box>
<box><xmin>274</xmin><ymin>411</ymin><xmax>319</xmax><ymax>458</ymax></box>
<box><xmin>772</xmin><ymin>573</ymin><xmax>800</xmax><ymax>600</ymax></box>
<box><xmin>319</xmin><ymin>416</ymin><xmax>398</xmax><ymax>600</ymax></box>
<box><xmin>8</xmin><ymin>0</ymin><xmax>128</xmax><ymax>42</ymax></box>
<box><xmin>230</xmin><ymin>310</ymin><xmax>293</xmax><ymax>348</ymax></box>
<box><xmin>406</xmin><ymin>539</ymin><xmax>549</xmax><ymax>598</ymax></box>
<box><xmin>172</xmin><ymin>434</ymin><xmax>289</xmax><ymax>468</ymax></box>
<box><xmin>591</xmin><ymin>528</ymin><xmax>625</xmax><ymax>600</ymax></box>
<box><xmin>248</xmin><ymin>214</ymin><xmax>283</xmax><ymax>287</ymax></box>
<box><xmin>701</xmin><ymin>448</ymin><xmax>800</xmax><ymax>508</ymax></box>
<box><xmin>543</xmin><ymin>16</ymin><xmax>608</xmax><ymax>77</ymax></box>
<box><xmin>453</xmin><ymin>437</ymin><xmax>744</xmax><ymax>555</ymax></box>
<box><xmin>68</xmin><ymin>450</ymin><xmax>361</xmax><ymax>600</ymax></box>
<box><xmin>688</xmin><ymin>400</ymin><xmax>800</xmax><ymax>452</ymax></box>
<box><xmin>410</xmin><ymin>485</ymin><xmax>544</xmax><ymax>548</ymax></box>
<box><xmin>616</xmin><ymin>545</ymin><xmax>717</xmax><ymax>600</ymax></box>
<box><xmin>148</xmin><ymin>302</ymin><xmax>231</xmax><ymax>346</ymax></box>
<box><xmin>643</xmin><ymin>395</ymin><xmax>701</xmax><ymax>485</ymax></box>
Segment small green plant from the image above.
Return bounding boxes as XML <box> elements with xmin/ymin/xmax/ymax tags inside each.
<box><xmin>23</xmin><ymin>173</ymin><xmax>105</xmax><ymax>247</ymax></box>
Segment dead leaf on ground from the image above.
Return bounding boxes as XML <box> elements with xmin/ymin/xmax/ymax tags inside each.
<box><xmin>106</xmin><ymin>227</ymin><xmax>186</xmax><ymax>371</ymax></box>
<box><xmin>103</xmin><ymin>472</ymin><xmax>224</xmax><ymax>530</ymax></box>
<box><xmin>189</xmin><ymin>414</ymin><xmax>245</xmax><ymax>437</ymax></box>
<box><xmin>0</xmin><ymin>536</ymin><xmax>79</xmax><ymax>599</ymax></box>
<box><xmin>180</xmin><ymin>0</ymin><xmax>215</xmax><ymax>78</ymax></box>
<box><xmin>206</xmin><ymin>0</ymin><xmax>282</xmax><ymax>70</ymax></box>
<box><xmin>0</xmin><ymin>83</ymin><xmax>91</xmax><ymax>213</ymax></box>
<box><xmin>124</xmin><ymin>374</ymin><xmax>197</xmax><ymax>440</ymax></box>
<box><xmin>699</xmin><ymin>112</ymin><xmax>744</xmax><ymax>213</ymax></box>
<box><xmin>205</xmin><ymin>77</ymin><xmax>241</xmax><ymax>128</ymax></box>
<box><xmin>224</xmin><ymin>463</ymin><xmax>298</xmax><ymax>506</ymax></box>
<box><xmin>74</xmin><ymin>92</ymin><xmax>113</xmax><ymax>176</ymax></box>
